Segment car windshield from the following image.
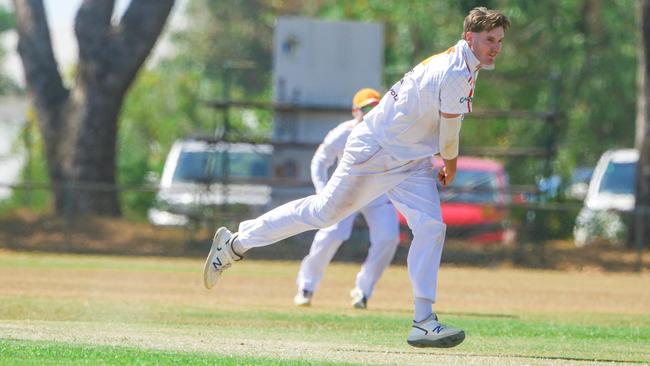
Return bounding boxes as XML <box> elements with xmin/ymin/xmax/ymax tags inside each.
<box><xmin>599</xmin><ymin>161</ymin><xmax>636</xmax><ymax>195</ymax></box>
<box><xmin>440</xmin><ymin>169</ymin><xmax>499</xmax><ymax>203</ymax></box>
<box><xmin>172</xmin><ymin>150</ymin><xmax>271</xmax><ymax>183</ymax></box>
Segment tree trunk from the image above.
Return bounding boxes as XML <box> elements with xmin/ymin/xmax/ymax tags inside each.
<box><xmin>60</xmin><ymin>87</ymin><xmax>123</xmax><ymax>215</ymax></box>
<box><xmin>13</xmin><ymin>0</ymin><xmax>174</xmax><ymax>216</ymax></box>
<box><xmin>636</xmin><ymin>0</ymin><xmax>650</xmax><ymax>249</ymax></box>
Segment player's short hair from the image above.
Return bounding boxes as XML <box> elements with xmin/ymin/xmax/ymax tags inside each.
<box><xmin>462</xmin><ymin>7</ymin><xmax>510</xmax><ymax>38</ymax></box>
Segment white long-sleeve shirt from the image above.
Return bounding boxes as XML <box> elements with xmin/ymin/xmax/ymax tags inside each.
<box><xmin>310</xmin><ymin>119</ymin><xmax>357</xmax><ymax>193</ymax></box>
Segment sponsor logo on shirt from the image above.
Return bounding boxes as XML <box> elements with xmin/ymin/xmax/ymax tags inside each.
<box><xmin>459</xmin><ymin>96</ymin><xmax>473</xmax><ymax>104</ymax></box>
<box><xmin>389</xmin><ymin>88</ymin><xmax>399</xmax><ymax>101</ymax></box>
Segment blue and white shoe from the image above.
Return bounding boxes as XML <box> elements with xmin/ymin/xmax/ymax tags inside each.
<box><xmin>407</xmin><ymin>314</ymin><xmax>465</xmax><ymax>348</ymax></box>
<box><xmin>203</xmin><ymin>227</ymin><xmax>243</xmax><ymax>289</ymax></box>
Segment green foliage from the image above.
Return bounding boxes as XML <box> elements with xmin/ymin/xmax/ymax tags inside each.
<box><xmin>512</xmin><ymin>204</ymin><xmax>581</xmax><ymax>243</ymax></box>
<box><xmin>118</xmin><ymin>67</ymin><xmax>205</xmax><ymax>217</ymax></box>
<box><xmin>317</xmin><ymin>1</ymin><xmax>463</xmax><ymax>83</ymax></box>
<box><xmin>0</xmin><ymin>5</ymin><xmax>15</xmax><ymax>32</ymax></box>
<box><xmin>114</xmin><ymin>0</ymin><xmax>638</xmax><ymax>234</ymax></box>
<box><xmin>170</xmin><ymin>0</ymin><xmax>275</xmax><ymax>100</ymax></box>
<box><xmin>319</xmin><ymin>0</ymin><xmax>637</xmax><ymax>178</ymax></box>
<box><xmin>312</xmin><ymin>0</ymin><xmax>637</xmax><ymax>239</ymax></box>
<box><xmin>495</xmin><ymin>1</ymin><xmax>637</xmax><ymax>177</ymax></box>
<box><xmin>0</xmin><ymin>112</ymin><xmax>52</xmax><ymax>213</ymax></box>
<box><xmin>0</xmin><ymin>5</ymin><xmax>18</xmax><ymax>93</ymax></box>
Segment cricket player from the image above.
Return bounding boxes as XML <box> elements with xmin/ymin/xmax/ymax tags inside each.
<box><xmin>293</xmin><ymin>88</ymin><xmax>400</xmax><ymax>309</ymax></box>
<box><xmin>203</xmin><ymin>7</ymin><xmax>510</xmax><ymax>348</ymax></box>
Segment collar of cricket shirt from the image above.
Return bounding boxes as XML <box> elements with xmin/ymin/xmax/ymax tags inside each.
<box><xmin>458</xmin><ymin>39</ymin><xmax>485</xmax><ymax>72</ymax></box>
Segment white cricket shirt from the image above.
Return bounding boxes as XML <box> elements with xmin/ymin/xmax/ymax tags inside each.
<box><xmin>364</xmin><ymin>39</ymin><xmax>480</xmax><ymax>161</ymax></box>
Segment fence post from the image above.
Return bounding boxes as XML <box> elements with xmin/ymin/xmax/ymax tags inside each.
<box><xmin>22</xmin><ymin>118</ymin><xmax>32</xmax><ymax>206</ymax></box>
<box><xmin>634</xmin><ymin>204</ymin><xmax>646</xmax><ymax>272</ymax></box>
<box><xmin>63</xmin><ymin>180</ymin><xmax>73</xmax><ymax>252</ymax></box>
<box><xmin>526</xmin><ymin>209</ymin><xmax>541</xmax><ymax>266</ymax></box>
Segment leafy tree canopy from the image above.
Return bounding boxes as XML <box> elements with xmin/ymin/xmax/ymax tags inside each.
<box><xmin>121</xmin><ymin>0</ymin><xmax>638</xmax><ymax>193</ymax></box>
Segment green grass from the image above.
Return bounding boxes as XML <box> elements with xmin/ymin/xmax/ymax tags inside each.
<box><xmin>2</xmin><ymin>297</ymin><xmax>648</xmax><ymax>363</ymax></box>
<box><xmin>0</xmin><ymin>339</ymin><xmax>350</xmax><ymax>366</ymax></box>
<box><xmin>0</xmin><ymin>252</ymin><xmax>198</xmax><ymax>273</ymax></box>
<box><xmin>1</xmin><ymin>251</ymin><xmax>649</xmax><ymax>365</ymax></box>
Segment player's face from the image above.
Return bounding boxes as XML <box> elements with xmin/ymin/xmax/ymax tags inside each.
<box><xmin>466</xmin><ymin>27</ymin><xmax>505</xmax><ymax>68</ymax></box>
<box><xmin>352</xmin><ymin>102</ymin><xmax>378</xmax><ymax>122</ymax></box>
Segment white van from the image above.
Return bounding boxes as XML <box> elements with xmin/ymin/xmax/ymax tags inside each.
<box><xmin>573</xmin><ymin>149</ymin><xmax>638</xmax><ymax>246</ymax></box>
<box><xmin>148</xmin><ymin>138</ymin><xmax>273</xmax><ymax>226</ymax></box>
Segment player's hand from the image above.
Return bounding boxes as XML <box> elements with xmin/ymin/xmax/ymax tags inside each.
<box><xmin>437</xmin><ymin>166</ymin><xmax>455</xmax><ymax>187</ymax></box>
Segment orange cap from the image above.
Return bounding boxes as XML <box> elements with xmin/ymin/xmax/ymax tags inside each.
<box><xmin>352</xmin><ymin>88</ymin><xmax>381</xmax><ymax>109</ymax></box>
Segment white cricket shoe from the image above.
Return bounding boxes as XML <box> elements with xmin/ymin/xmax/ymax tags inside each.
<box><xmin>203</xmin><ymin>227</ymin><xmax>243</xmax><ymax>289</ymax></box>
<box><xmin>350</xmin><ymin>287</ymin><xmax>368</xmax><ymax>309</ymax></box>
<box><xmin>293</xmin><ymin>289</ymin><xmax>313</xmax><ymax>306</ymax></box>
<box><xmin>407</xmin><ymin>314</ymin><xmax>465</xmax><ymax>348</ymax></box>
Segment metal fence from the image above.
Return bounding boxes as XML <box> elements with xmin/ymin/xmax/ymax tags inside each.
<box><xmin>0</xmin><ymin>181</ymin><xmax>646</xmax><ymax>272</ymax></box>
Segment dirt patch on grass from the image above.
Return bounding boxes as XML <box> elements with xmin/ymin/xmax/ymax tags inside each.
<box><xmin>1</xmin><ymin>253</ymin><xmax>648</xmax><ymax>316</ymax></box>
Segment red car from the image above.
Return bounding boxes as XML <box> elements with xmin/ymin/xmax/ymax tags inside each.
<box><xmin>398</xmin><ymin>157</ymin><xmax>514</xmax><ymax>245</ymax></box>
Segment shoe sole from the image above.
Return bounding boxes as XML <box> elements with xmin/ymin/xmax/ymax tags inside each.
<box><xmin>407</xmin><ymin>330</ymin><xmax>465</xmax><ymax>348</ymax></box>
<box><xmin>203</xmin><ymin>227</ymin><xmax>228</xmax><ymax>289</ymax></box>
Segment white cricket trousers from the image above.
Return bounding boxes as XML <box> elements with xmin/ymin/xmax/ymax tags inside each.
<box><xmin>295</xmin><ymin>195</ymin><xmax>400</xmax><ymax>298</ymax></box>
<box><xmin>239</xmin><ymin>122</ymin><xmax>446</xmax><ymax>302</ymax></box>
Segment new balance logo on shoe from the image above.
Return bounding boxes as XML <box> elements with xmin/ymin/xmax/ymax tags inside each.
<box><xmin>407</xmin><ymin>314</ymin><xmax>465</xmax><ymax>348</ymax></box>
<box><xmin>203</xmin><ymin>227</ymin><xmax>241</xmax><ymax>289</ymax></box>
<box><xmin>212</xmin><ymin>257</ymin><xmax>222</xmax><ymax>269</ymax></box>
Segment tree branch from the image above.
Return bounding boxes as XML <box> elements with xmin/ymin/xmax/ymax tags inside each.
<box><xmin>12</xmin><ymin>0</ymin><xmax>68</xmax><ymax>128</ymax></box>
<box><xmin>87</xmin><ymin>0</ymin><xmax>175</xmax><ymax>94</ymax></box>
<box><xmin>74</xmin><ymin>0</ymin><xmax>114</xmax><ymax>63</ymax></box>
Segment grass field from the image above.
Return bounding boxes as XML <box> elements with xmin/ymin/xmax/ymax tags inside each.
<box><xmin>0</xmin><ymin>250</ymin><xmax>649</xmax><ymax>365</ymax></box>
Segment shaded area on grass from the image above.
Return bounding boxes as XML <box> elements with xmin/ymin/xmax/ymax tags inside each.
<box><xmin>0</xmin><ymin>210</ymin><xmax>647</xmax><ymax>272</ymax></box>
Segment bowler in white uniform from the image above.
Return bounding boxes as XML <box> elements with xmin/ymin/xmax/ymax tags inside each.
<box><xmin>203</xmin><ymin>7</ymin><xmax>510</xmax><ymax>348</ymax></box>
